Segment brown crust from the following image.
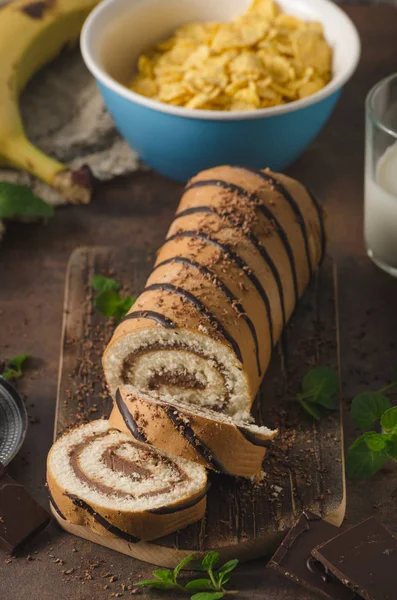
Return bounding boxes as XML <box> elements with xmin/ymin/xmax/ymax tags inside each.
<box><xmin>103</xmin><ymin>166</ymin><xmax>325</xmax><ymax>407</ymax></box>
<box><xmin>109</xmin><ymin>387</ymin><xmax>278</xmax><ymax>478</ymax></box>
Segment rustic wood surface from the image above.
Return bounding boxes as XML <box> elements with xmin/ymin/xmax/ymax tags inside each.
<box><xmin>0</xmin><ymin>4</ymin><xmax>397</xmax><ymax>599</ymax></box>
<box><xmin>55</xmin><ymin>248</ymin><xmax>344</xmax><ymax>565</ymax></box>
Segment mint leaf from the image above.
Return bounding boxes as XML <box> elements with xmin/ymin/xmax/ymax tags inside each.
<box><xmin>385</xmin><ymin>435</ymin><xmax>397</xmax><ymax>460</ymax></box>
<box><xmin>346</xmin><ymin>433</ymin><xmax>387</xmax><ymax>480</ymax></box>
<box><xmin>219</xmin><ymin>574</ymin><xmax>231</xmax><ymax>587</ymax></box>
<box><xmin>381</xmin><ymin>406</ymin><xmax>397</xmax><ymax>434</ymax></box>
<box><xmin>153</xmin><ymin>570</ymin><xmax>174</xmax><ymax>582</ymax></box>
<box><xmin>0</xmin><ymin>182</ymin><xmax>53</xmax><ymax>219</ymax></box>
<box><xmin>1</xmin><ymin>353</ymin><xmax>29</xmax><ymax>381</ymax></box>
<box><xmin>91</xmin><ymin>275</ymin><xmax>120</xmax><ymax>293</ymax></box>
<box><xmin>314</xmin><ymin>394</ymin><xmax>338</xmax><ymax>410</ymax></box>
<box><xmin>173</xmin><ymin>554</ymin><xmax>196</xmax><ymax>580</ymax></box>
<box><xmin>351</xmin><ymin>392</ymin><xmax>390</xmax><ymax>429</ymax></box>
<box><xmin>133</xmin><ymin>579</ymin><xmax>178</xmax><ymax>589</ymax></box>
<box><xmin>299</xmin><ymin>397</ymin><xmax>321</xmax><ymax>420</ymax></box>
<box><xmin>202</xmin><ymin>552</ymin><xmax>219</xmax><ymax>570</ymax></box>
<box><xmin>365</xmin><ymin>433</ymin><xmax>388</xmax><ymax>452</ymax></box>
<box><xmin>216</xmin><ymin>559</ymin><xmax>239</xmax><ymax>577</ymax></box>
<box><xmin>92</xmin><ymin>275</ymin><xmax>136</xmax><ymax>320</ymax></box>
<box><xmin>117</xmin><ymin>295</ymin><xmax>136</xmax><ymax>316</ymax></box>
<box><xmin>94</xmin><ymin>290</ymin><xmax>123</xmax><ymax>317</ymax></box>
<box><xmin>185</xmin><ymin>579</ymin><xmax>215</xmax><ymax>591</ymax></box>
<box><xmin>190</xmin><ymin>593</ymin><xmax>224</xmax><ymax>600</ymax></box>
<box><xmin>302</xmin><ymin>366</ymin><xmax>339</xmax><ymax>402</ymax></box>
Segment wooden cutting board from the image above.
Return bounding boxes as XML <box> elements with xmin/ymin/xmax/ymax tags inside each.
<box><xmin>53</xmin><ymin>247</ymin><xmax>345</xmax><ymax>568</ymax></box>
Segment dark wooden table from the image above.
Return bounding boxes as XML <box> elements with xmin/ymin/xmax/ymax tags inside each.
<box><xmin>1</xmin><ymin>5</ymin><xmax>397</xmax><ymax>599</ymax></box>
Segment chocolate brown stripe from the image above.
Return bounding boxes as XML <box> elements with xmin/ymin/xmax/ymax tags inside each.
<box><xmin>165</xmin><ymin>231</ymin><xmax>274</xmax><ymax>349</ymax></box>
<box><xmin>149</xmin><ymin>482</ymin><xmax>211</xmax><ymax>514</ymax></box>
<box><xmin>237</xmin><ymin>426</ymin><xmax>270</xmax><ymax>447</ymax></box>
<box><xmin>48</xmin><ymin>489</ymin><xmax>66</xmax><ymax>520</ymax></box>
<box><xmin>65</xmin><ymin>493</ymin><xmax>140</xmax><ymax>544</ymax></box>
<box><xmin>120</xmin><ymin>310</ymin><xmax>175</xmax><ymax>329</ymax></box>
<box><xmin>143</xmin><ymin>282</ymin><xmax>243</xmax><ymax>363</ymax></box>
<box><xmin>163</xmin><ymin>405</ymin><xmax>228</xmax><ymax>473</ymax></box>
<box><xmin>185</xmin><ymin>179</ymin><xmax>299</xmax><ymax>303</ymax></box>
<box><xmin>174</xmin><ymin>205</ymin><xmax>286</xmax><ymax>327</ymax></box>
<box><xmin>153</xmin><ymin>256</ymin><xmax>261</xmax><ymax>376</ymax></box>
<box><xmin>116</xmin><ymin>389</ymin><xmax>148</xmax><ymax>443</ymax></box>
<box><xmin>242</xmin><ymin>167</ymin><xmax>313</xmax><ymax>275</ymax></box>
<box><xmin>307</xmin><ymin>189</ymin><xmax>326</xmax><ymax>263</ymax></box>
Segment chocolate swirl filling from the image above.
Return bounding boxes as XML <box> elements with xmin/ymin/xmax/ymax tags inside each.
<box><xmin>68</xmin><ymin>432</ymin><xmax>189</xmax><ymax>501</ymax></box>
<box><xmin>120</xmin><ymin>343</ymin><xmax>231</xmax><ymax>412</ymax></box>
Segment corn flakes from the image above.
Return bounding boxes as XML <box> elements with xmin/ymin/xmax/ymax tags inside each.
<box><xmin>129</xmin><ymin>0</ymin><xmax>332</xmax><ymax>111</ymax></box>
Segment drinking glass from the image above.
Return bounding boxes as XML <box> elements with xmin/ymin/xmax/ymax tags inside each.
<box><xmin>365</xmin><ymin>73</ymin><xmax>397</xmax><ymax>276</ymax></box>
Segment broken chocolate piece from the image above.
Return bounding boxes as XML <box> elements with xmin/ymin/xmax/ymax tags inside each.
<box><xmin>0</xmin><ymin>463</ymin><xmax>50</xmax><ymax>554</ymax></box>
<box><xmin>268</xmin><ymin>511</ymin><xmax>354</xmax><ymax>599</ymax></box>
<box><xmin>312</xmin><ymin>517</ymin><xmax>397</xmax><ymax>600</ymax></box>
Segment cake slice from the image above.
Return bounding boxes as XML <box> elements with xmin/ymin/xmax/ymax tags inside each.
<box><xmin>47</xmin><ymin>420</ymin><xmax>208</xmax><ymax>542</ymax></box>
<box><xmin>109</xmin><ymin>385</ymin><xmax>278</xmax><ymax>478</ymax></box>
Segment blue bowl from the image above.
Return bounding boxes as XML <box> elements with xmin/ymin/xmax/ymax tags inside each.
<box><xmin>82</xmin><ymin>0</ymin><xmax>360</xmax><ymax>182</ymax></box>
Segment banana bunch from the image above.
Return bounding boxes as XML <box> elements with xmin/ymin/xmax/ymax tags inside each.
<box><xmin>0</xmin><ymin>0</ymin><xmax>100</xmax><ymax>204</ymax></box>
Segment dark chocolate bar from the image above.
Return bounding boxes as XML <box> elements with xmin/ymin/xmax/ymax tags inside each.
<box><xmin>312</xmin><ymin>517</ymin><xmax>397</xmax><ymax>600</ymax></box>
<box><xmin>0</xmin><ymin>463</ymin><xmax>50</xmax><ymax>554</ymax></box>
<box><xmin>268</xmin><ymin>511</ymin><xmax>355</xmax><ymax>599</ymax></box>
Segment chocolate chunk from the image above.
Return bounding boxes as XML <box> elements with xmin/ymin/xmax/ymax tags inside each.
<box><xmin>268</xmin><ymin>511</ymin><xmax>354</xmax><ymax>599</ymax></box>
<box><xmin>312</xmin><ymin>517</ymin><xmax>397</xmax><ymax>600</ymax></box>
<box><xmin>0</xmin><ymin>464</ymin><xmax>50</xmax><ymax>554</ymax></box>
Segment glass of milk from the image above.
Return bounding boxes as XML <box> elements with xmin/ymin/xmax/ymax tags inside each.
<box><xmin>365</xmin><ymin>74</ymin><xmax>397</xmax><ymax>276</ymax></box>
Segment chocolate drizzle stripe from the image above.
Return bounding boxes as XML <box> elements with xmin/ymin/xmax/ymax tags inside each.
<box><xmin>307</xmin><ymin>189</ymin><xmax>326</xmax><ymax>264</ymax></box>
<box><xmin>153</xmin><ymin>256</ymin><xmax>261</xmax><ymax>376</ymax></box>
<box><xmin>242</xmin><ymin>167</ymin><xmax>313</xmax><ymax>275</ymax></box>
<box><xmin>174</xmin><ymin>205</ymin><xmax>286</xmax><ymax>327</ymax></box>
<box><xmin>65</xmin><ymin>493</ymin><xmax>140</xmax><ymax>544</ymax></box>
<box><xmin>163</xmin><ymin>405</ymin><xmax>228</xmax><ymax>473</ymax></box>
<box><xmin>237</xmin><ymin>426</ymin><xmax>270</xmax><ymax>447</ymax></box>
<box><xmin>165</xmin><ymin>231</ymin><xmax>274</xmax><ymax>348</ymax></box>
<box><xmin>175</xmin><ymin>206</ymin><xmax>215</xmax><ymax>219</ymax></box>
<box><xmin>115</xmin><ymin>389</ymin><xmax>148</xmax><ymax>443</ymax></box>
<box><xmin>149</xmin><ymin>482</ymin><xmax>211</xmax><ymax>514</ymax></box>
<box><xmin>143</xmin><ymin>282</ymin><xmax>243</xmax><ymax>363</ymax></box>
<box><xmin>120</xmin><ymin>310</ymin><xmax>175</xmax><ymax>329</ymax></box>
<box><xmin>48</xmin><ymin>489</ymin><xmax>66</xmax><ymax>520</ymax></box>
<box><xmin>185</xmin><ymin>179</ymin><xmax>299</xmax><ymax>303</ymax></box>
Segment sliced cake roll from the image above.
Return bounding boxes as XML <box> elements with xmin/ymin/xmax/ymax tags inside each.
<box><xmin>47</xmin><ymin>420</ymin><xmax>208</xmax><ymax>542</ymax></box>
<box><xmin>103</xmin><ymin>166</ymin><xmax>325</xmax><ymax>417</ymax></box>
<box><xmin>109</xmin><ymin>386</ymin><xmax>278</xmax><ymax>478</ymax></box>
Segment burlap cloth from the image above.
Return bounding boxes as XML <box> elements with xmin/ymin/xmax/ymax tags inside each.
<box><xmin>0</xmin><ymin>49</ymin><xmax>141</xmax><ymax>206</ymax></box>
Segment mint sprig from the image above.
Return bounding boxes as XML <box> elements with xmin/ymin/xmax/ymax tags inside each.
<box><xmin>346</xmin><ymin>374</ymin><xmax>397</xmax><ymax>480</ymax></box>
<box><xmin>91</xmin><ymin>275</ymin><xmax>136</xmax><ymax>320</ymax></box>
<box><xmin>297</xmin><ymin>366</ymin><xmax>339</xmax><ymax>420</ymax></box>
<box><xmin>0</xmin><ymin>183</ymin><xmax>54</xmax><ymax>219</ymax></box>
<box><xmin>1</xmin><ymin>354</ymin><xmax>29</xmax><ymax>381</ymax></box>
<box><xmin>134</xmin><ymin>551</ymin><xmax>238</xmax><ymax>599</ymax></box>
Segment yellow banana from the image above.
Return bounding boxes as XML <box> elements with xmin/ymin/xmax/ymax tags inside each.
<box><xmin>0</xmin><ymin>0</ymin><xmax>100</xmax><ymax>204</ymax></box>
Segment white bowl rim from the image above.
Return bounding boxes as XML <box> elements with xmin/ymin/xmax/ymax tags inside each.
<box><xmin>81</xmin><ymin>0</ymin><xmax>361</xmax><ymax>121</ymax></box>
